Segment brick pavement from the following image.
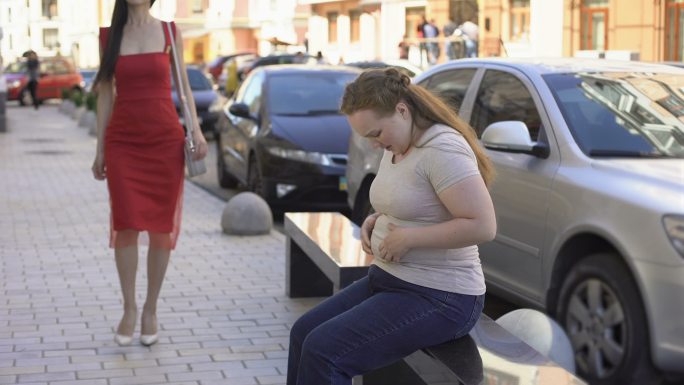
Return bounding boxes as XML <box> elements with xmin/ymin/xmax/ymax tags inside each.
<box><xmin>0</xmin><ymin>104</ymin><xmax>320</xmax><ymax>385</ymax></box>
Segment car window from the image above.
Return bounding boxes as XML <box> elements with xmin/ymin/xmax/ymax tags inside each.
<box><xmin>40</xmin><ymin>61</ymin><xmax>52</xmax><ymax>74</ymax></box>
<box><xmin>267</xmin><ymin>72</ymin><xmax>358</xmax><ymax>116</ymax></box>
<box><xmin>470</xmin><ymin>69</ymin><xmax>542</xmax><ymax>140</ymax></box>
<box><xmin>51</xmin><ymin>60</ymin><xmax>69</xmax><ymax>74</ymax></box>
<box><xmin>422</xmin><ymin>68</ymin><xmax>476</xmax><ymax>114</ymax></box>
<box><xmin>242</xmin><ymin>72</ymin><xmax>264</xmax><ymax>115</ymax></box>
<box><xmin>545</xmin><ymin>72</ymin><xmax>684</xmax><ymax>158</ymax></box>
<box><xmin>186</xmin><ymin>69</ymin><xmax>212</xmax><ymax>90</ymax></box>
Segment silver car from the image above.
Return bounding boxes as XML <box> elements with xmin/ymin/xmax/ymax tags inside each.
<box><xmin>346</xmin><ymin>58</ymin><xmax>684</xmax><ymax>385</ymax></box>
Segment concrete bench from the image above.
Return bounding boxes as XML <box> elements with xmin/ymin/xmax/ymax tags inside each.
<box><xmin>284</xmin><ymin>212</ymin><xmax>585</xmax><ymax>385</ymax></box>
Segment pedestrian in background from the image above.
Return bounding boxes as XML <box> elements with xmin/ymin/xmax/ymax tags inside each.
<box><xmin>26</xmin><ymin>50</ymin><xmax>40</xmax><ymax>109</ymax></box>
<box><xmin>459</xmin><ymin>19</ymin><xmax>479</xmax><ymax>58</ymax></box>
<box><xmin>315</xmin><ymin>51</ymin><xmax>327</xmax><ymax>64</ymax></box>
<box><xmin>91</xmin><ymin>0</ymin><xmax>208</xmax><ymax>347</ymax></box>
<box><xmin>397</xmin><ymin>34</ymin><xmax>410</xmax><ymax>59</ymax></box>
<box><xmin>423</xmin><ymin>19</ymin><xmax>440</xmax><ymax>64</ymax></box>
<box><xmin>442</xmin><ymin>18</ymin><xmax>458</xmax><ymax>61</ymax></box>
<box><xmin>286</xmin><ymin>67</ymin><xmax>497</xmax><ymax>385</ymax></box>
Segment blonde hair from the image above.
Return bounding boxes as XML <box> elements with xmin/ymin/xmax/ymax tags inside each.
<box><xmin>341</xmin><ymin>67</ymin><xmax>495</xmax><ymax>186</ymax></box>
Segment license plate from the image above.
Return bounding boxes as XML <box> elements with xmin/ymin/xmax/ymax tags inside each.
<box><xmin>339</xmin><ymin>176</ymin><xmax>348</xmax><ymax>191</ymax></box>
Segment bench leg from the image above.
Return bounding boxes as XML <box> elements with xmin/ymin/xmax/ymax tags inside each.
<box><xmin>286</xmin><ymin>237</ymin><xmax>333</xmax><ymax>298</ymax></box>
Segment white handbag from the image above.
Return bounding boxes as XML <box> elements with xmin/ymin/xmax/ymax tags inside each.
<box><xmin>166</xmin><ymin>21</ymin><xmax>207</xmax><ymax>177</ymax></box>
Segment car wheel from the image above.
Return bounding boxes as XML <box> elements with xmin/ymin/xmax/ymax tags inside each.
<box><xmin>19</xmin><ymin>88</ymin><xmax>31</xmax><ymax>106</ymax></box>
<box><xmin>216</xmin><ymin>141</ymin><xmax>238</xmax><ymax>189</ymax></box>
<box><xmin>351</xmin><ymin>181</ymin><xmax>375</xmax><ymax>226</ymax></box>
<box><xmin>557</xmin><ymin>253</ymin><xmax>660</xmax><ymax>385</ymax></box>
<box><xmin>248</xmin><ymin>157</ymin><xmax>266</xmax><ymax>197</ymax></box>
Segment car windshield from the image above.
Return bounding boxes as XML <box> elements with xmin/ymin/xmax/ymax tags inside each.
<box><xmin>5</xmin><ymin>61</ymin><xmax>26</xmax><ymax>73</ymax></box>
<box><xmin>268</xmin><ymin>72</ymin><xmax>358</xmax><ymax>116</ymax></box>
<box><xmin>172</xmin><ymin>69</ymin><xmax>213</xmax><ymax>91</ymax></box>
<box><xmin>544</xmin><ymin>72</ymin><xmax>684</xmax><ymax>158</ymax></box>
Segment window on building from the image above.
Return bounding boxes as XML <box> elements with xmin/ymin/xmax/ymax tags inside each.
<box><xmin>42</xmin><ymin>0</ymin><xmax>58</xmax><ymax>19</ymax></box>
<box><xmin>405</xmin><ymin>7</ymin><xmax>426</xmax><ymax>40</ymax></box>
<box><xmin>192</xmin><ymin>0</ymin><xmax>203</xmax><ymax>14</ymax></box>
<box><xmin>510</xmin><ymin>0</ymin><xmax>530</xmax><ymax>41</ymax></box>
<box><xmin>43</xmin><ymin>28</ymin><xmax>58</xmax><ymax>49</ymax></box>
<box><xmin>666</xmin><ymin>0</ymin><xmax>684</xmax><ymax>61</ymax></box>
<box><xmin>328</xmin><ymin>12</ymin><xmax>338</xmax><ymax>43</ymax></box>
<box><xmin>350</xmin><ymin>10</ymin><xmax>361</xmax><ymax>43</ymax></box>
<box><xmin>580</xmin><ymin>0</ymin><xmax>609</xmax><ymax>51</ymax></box>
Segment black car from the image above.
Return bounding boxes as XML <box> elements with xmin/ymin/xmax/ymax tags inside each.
<box><xmin>172</xmin><ymin>66</ymin><xmax>227</xmax><ymax>135</ymax></box>
<box><xmin>241</xmin><ymin>53</ymin><xmax>317</xmax><ymax>79</ymax></box>
<box><xmin>215</xmin><ymin>65</ymin><xmax>361</xmax><ymax>209</ymax></box>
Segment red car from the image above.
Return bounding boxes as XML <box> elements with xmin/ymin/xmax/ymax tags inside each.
<box><xmin>4</xmin><ymin>57</ymin><xmax>84</xmax><ymax>106</ymax></box>
<box><xmin>207</xmin><ymin>52</ymin><xmax>256</xmax><ymax>81</ymax></box>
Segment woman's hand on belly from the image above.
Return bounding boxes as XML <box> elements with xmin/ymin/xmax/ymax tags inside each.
<box><xmin>361</xmin><ymin>212</ymin><xmax>381</xmax><ymax>255</ymax></box>
<box><xmin>378</xmin><ymin>223</ymin><xmax>412</xmax><ymax>262</ymax></box>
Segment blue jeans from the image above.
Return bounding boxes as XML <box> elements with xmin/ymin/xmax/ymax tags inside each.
<box><xmin>287</xmin><ymin>265</ymin><xmax>485</xmax><ymax>385</ymax></box>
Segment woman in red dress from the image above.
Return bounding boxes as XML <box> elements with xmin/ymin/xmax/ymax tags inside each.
<box><xmin>91</xmin><ymin>0</ymin><xmax>208</xmax><ymax>346</ymax></box>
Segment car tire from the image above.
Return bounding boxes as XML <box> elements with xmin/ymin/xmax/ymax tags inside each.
<box><xmin>248</xmin><ymin>157</ymin><xmax>266</xmax><ymax>198</ymax></box>
<box><xmin>216</xmin><ymin>141</ymin><xmax>238</xmax><ymax>189</ymax></box>
<box><xmin>556</xmin><ymin>252</ymin><xmax>661</xmax><ymax>385</ymax></box>
<box><xmin>351</xmin><ymin>181</ymin><xmax>375</xmax><ymax>226</ymax></box>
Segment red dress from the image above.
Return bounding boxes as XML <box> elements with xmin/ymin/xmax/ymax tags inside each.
<box><xmin>100</xmin><ymin>22</ymin><xmax>185</xmax><ymax>249</ymax></box>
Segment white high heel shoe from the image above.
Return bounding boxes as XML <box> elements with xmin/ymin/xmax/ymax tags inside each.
<box><xmin>140</xmin><ymin>333</ymin><xmax>159</xmax><ymax>346</ymax></box>
<box><xmin>114</xmin><ymin>333</ymin><xmax>133</xmax><ymax>346</ymax></box>
<box><xmin>140</xmin><ymin>312</ymin><xmax>159</xmax><ymax>346</ymax></box>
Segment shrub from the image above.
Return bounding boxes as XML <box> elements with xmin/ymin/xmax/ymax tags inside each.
<box><xmin>71</xmin><ymin>90</ymin><xmax>84</xmax><ymax>107</ymax></box>
<box><xmin>60</xmin><ymin>88</ymin><xmax>70</xmax><ymax>100</ymax></box>
<box><xmin>85</xmin><ymin>93</ymin><xmax>97</xmax><ymax>112</ymax></box>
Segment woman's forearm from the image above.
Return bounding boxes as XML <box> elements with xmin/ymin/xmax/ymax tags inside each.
<box><xmin>95</xmin><ymin>87</ymin><xmax>113</xmax><ymax>154</ymax></box>
<box><xmin>405</xmin><ymin>216</ymin><xmax>496</xmax><ymax>250</ymax></box>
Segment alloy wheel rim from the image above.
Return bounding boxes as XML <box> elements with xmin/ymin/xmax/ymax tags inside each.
<box><xmin>565</xmin><ymin>278</ymin><xmax>626</xmax><ymax>379</ymax></box>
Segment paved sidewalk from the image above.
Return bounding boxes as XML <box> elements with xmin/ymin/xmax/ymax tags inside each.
<box><xmin>0</xmin><ymin>104</ymin><xmax>319</xmax><ymax>385</ymax></box>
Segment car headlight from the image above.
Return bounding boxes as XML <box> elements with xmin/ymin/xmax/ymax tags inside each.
<box><xmin>663</xmin><ymin>215</ymin><xmax>684</xmax><ymax>257</ymax></box>
<box><xmin>267</xmin><ymin>147</ymin><xmax>333</xmax><ymax>166</ymax></box>
<box><xmin>10</xmin><ymin>80</ymin><xmax>21</xmax><ymax>89</ymax></box>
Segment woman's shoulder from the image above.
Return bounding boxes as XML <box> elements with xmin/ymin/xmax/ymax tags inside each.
<box><xmin>417</xmin><ymin>124</ymin><xmax>469</xmax><ymax>150</ymax></box>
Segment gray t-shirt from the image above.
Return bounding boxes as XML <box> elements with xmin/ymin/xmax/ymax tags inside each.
<box><xmin>369</xmin><ymin>124</ymin><xmax>486</xmax><ymax>295</ymax></box>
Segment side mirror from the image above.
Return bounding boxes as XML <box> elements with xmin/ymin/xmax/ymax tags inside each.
<box><xmin>228</xmin><ymin>102</ymin><xmax>257</xmax><ymax>121</ymax></box>
<box><xmin>481</xmin><ymin>121</ymin><xmax>549</xmax><ymax>158</ymax></box>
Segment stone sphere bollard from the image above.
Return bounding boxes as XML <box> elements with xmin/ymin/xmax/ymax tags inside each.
<box><xmin>496</xmin><ymin>308</ymin><xmax>576</xmax><ymax>374</ymax></box>
<box><xmin>221</xmin><ymin>192</ymin><xmax>273</xmax><ymax>235</ymax></box>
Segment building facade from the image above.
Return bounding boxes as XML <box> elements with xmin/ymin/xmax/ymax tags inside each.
<box><xmin>303</xmin><ymin>0</ymin><xmax>478</xmax><ymax>66</ymax></box>
<box><xmin>480</xmin><ymin>0</ymin><xmax>684</xmax><ymax>62</ymax></box>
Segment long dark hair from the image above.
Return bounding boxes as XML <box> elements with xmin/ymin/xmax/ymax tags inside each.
<box><xmin>341</xmin><ymin>68</ymin><xmax>495</xmax><ymax>186</ymax></box>
<box><xmin>92</xmin><ymin>0</ymin><xmax>156</xmax><ymax>90</ymax></box>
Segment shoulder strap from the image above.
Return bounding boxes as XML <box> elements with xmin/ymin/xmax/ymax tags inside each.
<box><xmin>162</xmin><ymin>21</ymin><xmax>176</xmax><ymax>52</ymax></box>
<box><xmin>165</xmin><ymin>21</ymin><xmax>194</xmax><ymax>143</ymax></box>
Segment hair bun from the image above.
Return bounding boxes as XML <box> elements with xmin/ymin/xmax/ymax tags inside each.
<box><xmin>384</xmin><ymin>67</ymin><xmax>410</xmax><ymax>90</ymax></box>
